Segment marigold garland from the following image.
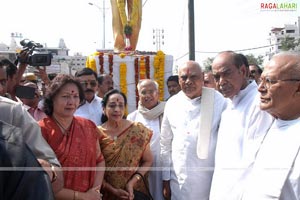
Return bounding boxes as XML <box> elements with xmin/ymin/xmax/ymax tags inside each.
<box><xmin>139</xmin><ymin>56</ymin><xmax>146</xmax><ymax>79</ymax></box>
<box><xmin>134</xmin><ymin>57</ymin><xmax>139</xmax><ymax>108</ymax></box>
<box><xmin>108</xmin><ymin>54</ymin><xmax>114</xmax><ymax>76</ymax></box>
<box><xmin>86</xmin><ymin>52</ymin><xmax>99</xmax><ymax>72</ymax></box>
<box><xmin>119</xmin><ymin>61</ymin><xmax>128</xmax><ymax>114</ymax></box>
<box><xmin>98</xmin><ymin>52</ymin><xmax>104</xmax><ymax>74</ymax></box>
<box><xmin>116</xmin><ymin>0</ymin><xmax>140</xmax><ymax>50</ymax></box>
<box><xmin>145</xmin><ymin>56</ymin><xmax>150</xmax><ymax>78</ymax></box>
<box><xmin>153</xmin><ymin>51</ymin><xmax>165</xmax><ymax>101</ymax></box>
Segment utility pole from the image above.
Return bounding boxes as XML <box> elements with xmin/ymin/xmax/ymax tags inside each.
<box><xmin>88</xmin><ymin>1</ymin><xmax>106</xmax><ymax>49</ymax></box>
<box><xmin>188</xmin><ymin>0</ymin><xmax>195</xmax><ymax>61</ymax></box>
<box><xmin>153</xmin><ymin>29</ymin><xmax>164</xmax><ymax>51</ymax></box>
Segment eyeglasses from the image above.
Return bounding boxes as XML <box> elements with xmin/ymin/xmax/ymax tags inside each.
<box><xmin>259</xmin><ymin>77</ymin><xmax>300</xmax><ymax>89</ymax></box>
<box><xmin>250</xmin><ymin>70</ymin><xmax>257</xmax><ymax>75</ymax></box>
<box><xmin>80</xmin><ymin>80</ymin><xmax>97</xmax><ymax>88</ymax></box>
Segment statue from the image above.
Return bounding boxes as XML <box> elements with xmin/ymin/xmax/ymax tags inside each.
<box><xmin>110</xmin><ymin>0</ymin><xmax>142</xmax><ymax>52</ymax></box>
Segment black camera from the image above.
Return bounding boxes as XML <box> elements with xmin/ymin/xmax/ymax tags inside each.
<box><xmin>19</xmin><ymin>39</ymin><xmax>52</xmax><ymax>66</ymax></box>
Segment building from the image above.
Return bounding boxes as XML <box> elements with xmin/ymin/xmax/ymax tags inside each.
<box><xmin>267</xmin><ymin>16</ymin><xmax>300</xmax><ymax>58</ymax></box>
<box><xmin>0</xmin><ymin>35</ymin><xmax>87</xmax><ymax>75</ymax></box>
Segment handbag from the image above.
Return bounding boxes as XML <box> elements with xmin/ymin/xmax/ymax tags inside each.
<box><xmin>129</xmin><ymin>172</ymin><xmax>154</xmax><ymax>200</ymax></box>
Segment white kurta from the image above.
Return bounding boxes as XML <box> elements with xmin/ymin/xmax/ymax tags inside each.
<box><xmin>74</xmin><ymin>95</ymin><xmax>103</xmax><ymax>126</ymax></box>
<box><xmin>242</xmin><ymin>118</ymin><xmax>300</xmax><ymax>200</ymax></box>
<box><xmin>127</xmin><ymin>111</ymin><xmax>164</xmax><ymax>200</ymax></box>
<box><xmin>210</xmin><ymin>81</ymin><xmax>274</xmax><ymax>200</ymax></box>
<box><xmin>160</xmin><ymin>90</ymin><xmax>227</xmax><ymax>200</ymax></box>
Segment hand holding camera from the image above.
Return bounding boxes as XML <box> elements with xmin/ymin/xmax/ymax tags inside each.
<box><xmin>17</xmin><ymin>39</ymin><xmax>52</xmax><ymax>67</ymax></box>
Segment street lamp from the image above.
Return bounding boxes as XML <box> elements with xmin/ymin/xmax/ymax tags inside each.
<box><xmin>88</xmin><ymin>1</ymin><xmax>106</xmax><ymax>49</ymax></box>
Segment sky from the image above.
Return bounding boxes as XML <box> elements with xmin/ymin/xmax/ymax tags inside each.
<box><xmin>0</xmin><ymin>0</ymin><xmax>299</xmax><ymax>67</ymax></box>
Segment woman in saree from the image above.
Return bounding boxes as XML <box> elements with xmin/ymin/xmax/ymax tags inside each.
<box><xmin>39</xmin><ymin>74</ymin><xmax>105</xmax><ymax>200</ymax></box>
<box><xmin>99</xmin><ymin>89</ymin><xmax>153</xmax><ymax>200</ymax></box>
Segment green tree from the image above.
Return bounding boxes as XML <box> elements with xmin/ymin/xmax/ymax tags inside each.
<box><xmin>280</xmin><ymin>36</ymin><xmax>300</xmax><ymax>51</ymax></box>
<box><xmin>202</xmin><ymin>57</ymin><xmax>214</xmax><ymax>71</ymax></box>
<box><xmin>245</xmin><ymin>54</ymin><xmax>264</xmax><ymax>66</ymax></box>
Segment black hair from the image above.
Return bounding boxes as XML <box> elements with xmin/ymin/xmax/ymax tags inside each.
<box><xmin>101</xmin><ymin>89</ymin><xmax>127</xmax><ymax>123</ymax></box>
<box><xmin>75</xmin><ymin>68</ymin><xmax>97</xmax><ymax>80</ymax></box>
<box><xmin>43</xmin><ymin>74</ymin><xmax>85</xmax><ymax>116</ymax></box>
<box><xmin>1</xmin><ymin>58</ymin><xmax>17</xmax><ymax>79</ymax></box>
<box><xmin>238</xmin><ymin>53</ymin><xmax>249</xmax><ymax>68</ymax></box>
<box><xmin>167</xmin><ymin>75</ymin><xmax>179</xmax><ymax>84</ymax></box>
<box><xmin>97</xmin><ymin>74</ymin><xmax>112</xmax><ymax>85</ymax></box>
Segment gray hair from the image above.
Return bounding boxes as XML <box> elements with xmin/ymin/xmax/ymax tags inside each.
<box><xmin>137</xmin><ymin>79</ymin><xmax>159</xmax><ymax>93</ymax></box>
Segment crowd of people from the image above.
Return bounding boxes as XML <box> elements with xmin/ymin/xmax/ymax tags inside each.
<box><xmin>0</xmin><ymin>50</ymin><xmax>299</xmax><ymax>200</ymax></box>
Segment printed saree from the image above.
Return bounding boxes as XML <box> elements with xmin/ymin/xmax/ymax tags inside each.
<box><xmin>99</xmin><ymin>122</ymin><xmax>152</xmax><ymax>199</ymax></box>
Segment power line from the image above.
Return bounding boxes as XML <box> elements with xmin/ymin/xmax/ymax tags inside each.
<box><xmin>175</xmin><ymin>43</ymin><xmax>280</xmax><ymax>61</ymax></box>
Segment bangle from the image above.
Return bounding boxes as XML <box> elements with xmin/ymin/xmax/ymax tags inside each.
<box><xmin>135</xmin><ymin>174</ymin><xmax>141</xmax><ymax>181</ymax></box>
<box><xmin>50</xmin><ymin>164</ymin><xmax>57</xmax><ymax>183</ymax></box>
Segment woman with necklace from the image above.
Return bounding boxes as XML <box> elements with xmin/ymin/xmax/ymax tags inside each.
<box><xmin>99</xmin><ymin>89</ymin><xmax>153</xmax><ymax>200</ymax></box>
<box><xmin>39</xmin><ymin>74</ymin><xmax>105</xmax><ymax>200</ymax></box>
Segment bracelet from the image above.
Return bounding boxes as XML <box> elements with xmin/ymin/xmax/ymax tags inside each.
<box><xmin>50</xmin><ymin>164</ymin><xmax>57</xmax><ymax>183</ymax></box>
<box><xmin>135</xmin><ymin>174</ymin><xmax>141</xmax><ymax>181</ymax></box>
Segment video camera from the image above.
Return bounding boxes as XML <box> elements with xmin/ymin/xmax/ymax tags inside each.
<box><xmin>19</xmin><ymin>39</ymin><xmax>52</xmax><ymax>66</ymax></box>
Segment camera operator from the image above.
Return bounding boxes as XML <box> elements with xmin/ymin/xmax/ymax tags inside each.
<box><xmin>0</xmin><ymin>54</ymin><xmax>28</xmax><ymax>102</ymax></box>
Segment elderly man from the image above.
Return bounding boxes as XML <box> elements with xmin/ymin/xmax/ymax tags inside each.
<box><xmin>160</xmin><ymin>61</ymin><xmax>226</xmax><ymax>200</ymax></box>
<box><xmin>209</xmin><ymin>51</ymin><xmax>274</xmax><ymax>200</ymax></box>
<box><xmin>240</xmin><ymin>52</ymin><xmax>300</xmax><ymax>199</ymax></box>
<box><xmin>127</xmin><ymin>79</ymin><xmax>165</xmax><ymax>200</ymax></box>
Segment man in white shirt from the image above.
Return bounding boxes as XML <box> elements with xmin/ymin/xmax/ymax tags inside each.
<box><xmin>241</xmin><ymin>52</ymin><xmax>300</xmax><ymax>200</ymax></box>
<box><xmin>127</xmin><ymin>79</ymin><xmax>165</xmax><ymax>200</ymax></box>
<box><xmin>209</xmin><ymin>51</ymin><xmax>274</xmax><ymax>200</ymax></box>
<box><xmin>160</xmin><ymin>61</ymin><xmax>226</xmax><ymax>200</ymax></box>
<box><xmin>75</xmin><ymin>68</ymin><xmax>103</xmax><ymax>126</ymax></box>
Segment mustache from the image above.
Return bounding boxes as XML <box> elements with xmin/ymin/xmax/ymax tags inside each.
<box><xmin>85</xmin><ymin>89</ymin><xmax>95</xmax><ymax>93</ymax></box>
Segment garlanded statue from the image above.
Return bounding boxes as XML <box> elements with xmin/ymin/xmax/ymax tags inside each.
<box><xmin>111</xmin><ymin>0</ymin><xmax>142</xmax><ymax>52</ymax></box>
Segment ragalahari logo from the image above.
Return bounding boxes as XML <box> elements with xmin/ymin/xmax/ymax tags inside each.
<box><xmin>260</xmin><ymin>2</ymin><xmax>298</xmax><ymax>11</ymax></box>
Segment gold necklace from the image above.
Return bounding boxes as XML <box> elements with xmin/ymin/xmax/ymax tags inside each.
<box><xmin>53</xmin><ymin>116</ymin><xmax>72</xmax><ymax>135</ymax></box>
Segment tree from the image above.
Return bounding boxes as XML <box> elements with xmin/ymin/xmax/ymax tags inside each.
<box><xmin>280</xmin><ymin>36</ymin><xmax>300</xmax><ymax>51</ymax></box>
<box><xmin>245</xmin><ymin>54</ymin><xmax>264</xmax><ymax>66</ymax></box>
<box><xmin>202</xmin><ymin>57</ymin><xmax>214</xmax><ymax>71</ymax></box>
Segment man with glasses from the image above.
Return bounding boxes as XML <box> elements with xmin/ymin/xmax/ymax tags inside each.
<box><xmin>241</xmin><ymin>52</ymin><xmax>300</xmax><ymax>199</ymax></box>
<box><xmin>75</xmin><ymin>68</ymin><xmax>103</xmax><ymax>125</ymax></box>
<box><xmin>127</xmin><ymin>79</ymin><xmax>166</xmax><ymax>200</ymax></box>
<box><xmin>209</xmin><ymin>51</ymin><xmax>274</xmax><ymax>199</ymax></box>
<box><xmin>160</xmin><ymin>61</ymin><xmax>226</xmax><ymax>200</ymax></box>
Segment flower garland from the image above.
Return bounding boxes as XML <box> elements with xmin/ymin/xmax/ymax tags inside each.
<box><xmin>153</xmin><ymin>51</ymin><xmax>165</xmax><ymax>101</ymax></box>
<box><xmin>145</xmin><ymin>56</ymin><xmax>150</xmax><ymax>78</ymax></box>
<box><xmin>98</xmin><ymin>52</ymin><xmax>104</xmax><ymax>74</ymax></box>
<box><xmin>108</xmin><ymin>54</ymin><xmax>114</xmax><ymax>76</ymax></box>
<box><xmin>119</xmin><ymin>54</ymin><xmax>128</xmax><ymax>114</ymax></box>
<box><xmin>117</xmin><ymin>0</ymin><xmax>140</xmax><ymax>50</ymax></box>
<box><xmin>86</xmin><ymin>52</ymin><xmax>99</xmax><ymax>72</ymax></box>
<box><xmin>134</xmin><ymin>57</ymin><xmax>139</xmax><ymax>108</ymax></box>
<box><xmin>139</xmin><ymin>56</ymin><xmax>146</xmax><ymax>79</ymax></box>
